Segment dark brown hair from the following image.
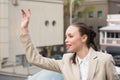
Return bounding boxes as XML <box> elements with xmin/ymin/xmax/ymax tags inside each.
<box><xmin>71</xmin><ymin>22</ymin><xmax>98</xmax><ymax>64</ymax></box>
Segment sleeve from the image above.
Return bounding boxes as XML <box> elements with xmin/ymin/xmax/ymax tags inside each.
<box><xmin>19</xmin><ymin>34</ymin><xmax>62</xmax><ymax>73</ymax></box>
<box><xmin>105</xmin><ymin>55</ymin><xmax>119</xmax><ymax>80</ymax></box>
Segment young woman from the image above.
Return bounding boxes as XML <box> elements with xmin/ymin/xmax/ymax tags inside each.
<box><xmin>20</xmin><ymin>9</ymin><xmax>119</xmax><ymax>80</ymax></box>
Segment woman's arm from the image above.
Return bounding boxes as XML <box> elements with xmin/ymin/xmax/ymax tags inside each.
<box><xmin>20</xmin><ymin>9</ymin><xmax>62</xmax><ymax>73</ymax></box>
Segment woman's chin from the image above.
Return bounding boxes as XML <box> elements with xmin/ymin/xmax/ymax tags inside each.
<box><xmin>67</xmin><ymin>49</ymin><xmax>75</xmax><ymax>53</ymax></box>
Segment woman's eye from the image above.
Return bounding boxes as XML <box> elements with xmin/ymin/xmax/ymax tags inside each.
<box><xmin>69</xmin><ymin>35</ymin><xmax>73</xmax><ymax>38</ymax></box>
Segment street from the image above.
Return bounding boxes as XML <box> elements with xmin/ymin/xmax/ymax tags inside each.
<box><xmin>0</xmin><ymin>74</ymin><xmax>27</xmax><ymax>80</ymax></box>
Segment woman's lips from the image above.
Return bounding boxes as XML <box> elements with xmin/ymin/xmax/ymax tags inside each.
<box><xmin>66</xmin><ymin>44</ymin><xmax>72</xmax><ymax>49</ymax></box>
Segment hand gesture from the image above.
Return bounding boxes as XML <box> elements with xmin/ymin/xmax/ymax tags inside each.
<box><xmin>21</xmin><ymin>9</ymin><xmax>31</xmax><ymax>34</ymax></box>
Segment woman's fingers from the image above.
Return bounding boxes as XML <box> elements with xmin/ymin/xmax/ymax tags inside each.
<box><xmin>20</xmin><ymin>9</ymin><xmax>31</xmax><ymax>27</ymax></box>
<box><xmin>21</xmin><ymin>9</ymin><xmax>31</xmax><ymax>19</ymax></box>
<box><xmin>21</xmin><ymin>9</ymin><xmax>26</xmax><ymax>19</ymax></box>
<box><xmin>28</xmin><ymin>9</ymin><xmax>31</xmax><ymax>18</ymax></box>
<box><xmin>20</xmin><ymin>9</ymin><xmax>30</xmax><ymax>34</ymax></box>
<box><xmin>21</xmin><ymin>9</ymin><xmax>25</xmax><ymax>15</ymax></box>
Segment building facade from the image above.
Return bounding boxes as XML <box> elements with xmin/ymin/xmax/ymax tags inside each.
<box><xmin>76</xmin><ymin>0</ymin><xmax>120</xmax><ymax>48</ymax></box>
<box><xmin>100</xmin><ymin>14</ymin><xmax>120</xmax><ymax>66</ymax></box>
<box><xmin>0</xmin><ymin>0</ymin><xmax>63</xmax><ymax>77</ymax></box>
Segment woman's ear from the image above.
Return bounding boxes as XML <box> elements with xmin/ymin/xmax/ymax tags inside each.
<box><xmin>81</xmin><ymin>34</ymin><xmax>88</xmax><ymax>43</ymax></box>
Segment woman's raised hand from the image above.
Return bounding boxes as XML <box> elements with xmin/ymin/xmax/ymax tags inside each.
<box><xmin>21</xmin><ymin>9</ymin><xmax>31</xmax><ymax>34</ymax></box>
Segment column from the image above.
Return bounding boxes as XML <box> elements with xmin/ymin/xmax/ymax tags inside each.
<box><xmin>100</xmin><ymin>31</ymin><xmax>103</xmax><ymax>44</ymax></box>
<box><xmin>0</xmin><ymin>0</ymin><xmax>9</xmax><ymax>68</ymax></box>
<box><xmin>104</xmin><ymin>32</ymin><xmax>107</xmax><ymax>44</ymax></box>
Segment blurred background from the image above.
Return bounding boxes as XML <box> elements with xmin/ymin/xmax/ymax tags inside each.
<box><xmin>0</xmin><ymin>0</ymin><xmax>120</xmax><ymax>80</ymax></box>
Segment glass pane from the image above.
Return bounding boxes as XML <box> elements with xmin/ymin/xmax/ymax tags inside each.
<box><xmin>107</xmin><ymin>32</ymin><xmax>110</xmax><ymax>38</ymax></box>
<box><xmin>77</xmin><ymin>12</ymin><xmax>82</xmax><ymax>18</ymax></box>
<box><xmin>98</xmin><ymin>11</ymin><xmax>102</xmax><ymax>19</ymax></box>
<box><xmin>88</xmin><ymin>12</ymin><xmax>93</xmax><ymax>18</ymax></box>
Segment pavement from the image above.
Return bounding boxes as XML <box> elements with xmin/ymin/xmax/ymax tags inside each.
<box><xmin>0</xmin><ymin>74</ymin><xmax>27</xmax><ymax>80</ymax></box>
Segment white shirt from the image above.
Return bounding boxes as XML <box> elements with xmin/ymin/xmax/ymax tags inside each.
<box><xmin>77</xmin><ymin>51</ymin><xmax>90</xmax><ymax>80</ymax></box>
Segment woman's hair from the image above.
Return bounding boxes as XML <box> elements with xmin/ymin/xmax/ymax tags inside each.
<box><xmin>71</xmin><ymin>22</ymin><xmax>98</xmax><ymax>64</ymax></box>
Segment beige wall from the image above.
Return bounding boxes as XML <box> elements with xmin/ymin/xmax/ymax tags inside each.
<box><xmin>0</xmin><ymin>0</ymin><xmax>63</xmax><ymax>67</ymax></box>
<box><xmin>0</xmin><ymin>0</ymin><xmax>9</xmax><ymax>67</ymax></box>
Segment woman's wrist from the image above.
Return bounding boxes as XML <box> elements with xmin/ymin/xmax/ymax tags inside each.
<box><xmin>21</xmin><ymin>28</ymin><xmax>29</xmax><ymax>35</ymax></box>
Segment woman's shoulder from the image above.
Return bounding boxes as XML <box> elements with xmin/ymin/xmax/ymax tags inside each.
<box><xmin>96</xmin><ymin>51</ymin><xmax>113</xmax><ymax>62</ymax></box>
<box><xmin>96</xmin><ymin>51</ymin><xmax>112</xmax><ymax>57</ymax></box>
<box><xmin>61</xmin><ymin>53</ymin><xmax>74</xmax><ymax>62</ymax></box>
<box><xmin>62</xmin><ymin>53</ymin><xmax>74</xmax><ymax>58</ymax></box>
<box><xmin>63</xmin><ymin>53</ymin><xmax>73</xmax><ymax>56</ymax></box>
<box><xmin>90</xmin><ymin>48</ymin><xmax>113</xmax><ymax>61</ymax></box>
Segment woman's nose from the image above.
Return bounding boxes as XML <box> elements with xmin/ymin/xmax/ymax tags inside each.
<box><xmin>65</xmin><ymin>38</ymin><xmax>68</xmax><ymax>43</ymax></box>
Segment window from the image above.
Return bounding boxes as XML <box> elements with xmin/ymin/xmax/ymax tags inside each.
<box><xmin>16</xmin><ymin>55</ymin><xmax>24</xmax><ymax>66</ymax></box>
<box><xmin>116</xmin><ymin>33</ymin><xmax>119</xmax><ymax>38</ymax></box>
<box><xmin>111</xmin><ymin>33</ymin><xmax>114</xmax><ymax>38</ymax></box>
<box><xmin>52</xmin><ymin>20</ymin><xmax>56</xmax><ymax>26</ymax></box>
<box><xmin>107</xmin><ymin>32</ymin><xmax>114</xmax><ymax>38</ymax></box>
<box><xmin>98</xmin><ymin>11</ymin><xmax>102</xmax><ymax>19</ymax></box>
<box><xmin>45</xmin><ymin>20</ymin><xmax>49</xmax><ymax>26</ymax></box>
<box><xmin>107</xmin><ymin>32</ymin><xmax>111</xmax><ymax>38</ymax></box>
<box><xmin>115</xmin><ymin>33</ymin><xmax>120</xmax><ymax>38</ymax></box>
<box><xmin>16</xmin><ymin>55</ymin><xmax>31</xmax><ymax>67</ymax></box>
<box><xmin>88</xmin><ymin>12</ymin><xmax>94</xmax><ymax>18</ymax></box>
<box><xmin>107</xmin><ymin>32</ymin><xmax>120</xmax><ymax>38</ymax></box>
<box><xmin>77</xmin><ymin>12</ymin><xmax>82</xmax><ymax>18</ymax></box>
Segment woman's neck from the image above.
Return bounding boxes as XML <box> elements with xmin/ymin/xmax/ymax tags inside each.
<box><xmin>76</xmin><ymin>47</ymin><xmax>89</xmax><ymax>59</ymax></box>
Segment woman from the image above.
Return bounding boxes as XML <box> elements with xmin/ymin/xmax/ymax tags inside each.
<box><xmin>20</xmin><ymin>9</ymin><xmax>119</xmax><ymax>80</ymax></box>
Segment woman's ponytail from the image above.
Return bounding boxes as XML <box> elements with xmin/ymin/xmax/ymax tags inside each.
<box><xmin>71</xmin><ymin>22</ymin><xmax>98</xmax><ymax>51</ymax></box>
<box><xmin>89</xmin><ymin>29</ymin><xmax>98</xmax><ymax>51</ymax></box>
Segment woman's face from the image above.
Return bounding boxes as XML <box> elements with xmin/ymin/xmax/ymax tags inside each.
<box><xmin>65</xmin><ymin>25</ymin><xmax>84</xmax><ymax>52</ymax></box>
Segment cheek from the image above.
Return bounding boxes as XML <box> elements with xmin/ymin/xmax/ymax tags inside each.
<box><xmin>71</xmin><ymin>38</ymin><xmax>81</xmax><ymax>45</ymax></box>
<box><xmin>70</xmin><ymin>38</ymin><xmax>81</xmax><ymax>52</ymax></box>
